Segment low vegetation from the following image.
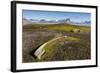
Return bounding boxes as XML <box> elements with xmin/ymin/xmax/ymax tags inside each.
<box><xmin>22</xmin><ymin>24</ymin><xmax>91</xmax><ymax>63</ymax></box>
<box><xmin>23</xmin><ymin>24</ymin><xmax>90</xmax><ymax>32</ymax></box>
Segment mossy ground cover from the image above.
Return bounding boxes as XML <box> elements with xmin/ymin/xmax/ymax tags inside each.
<box><xmin>22</xmin><ymin>24</ymin><xmax>90</xmax><ymax>62</ymax></box>
<box><xmin>23</xmin><ymin>24</ymin><xmax>90</xmax><ymax>32</ymax></box>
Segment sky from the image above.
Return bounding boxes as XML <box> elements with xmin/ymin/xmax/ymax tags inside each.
<box><xmin>22</xmin><ymin>10</ymin><xmax>91</xmax><ymax>23</ymax></box>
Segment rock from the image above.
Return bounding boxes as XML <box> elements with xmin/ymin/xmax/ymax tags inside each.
<box><xmin>70</xmin><ymin>29</ymin><xmax>81</xmax><ymax>32</ymax></box>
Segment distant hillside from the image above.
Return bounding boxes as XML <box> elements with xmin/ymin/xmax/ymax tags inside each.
<box><xmin>22</xmin><ymin>18</ymin><xmax>91</xmax><ymax>26</ymax></box>
<box><xmin>22</xmin><ymin>18</ymin><xmax>33</xmax><ymax>25</ymax></box>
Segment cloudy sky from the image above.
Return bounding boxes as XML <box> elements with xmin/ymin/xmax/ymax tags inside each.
<box><xmin>23</xmin><ymin>10</ymin><xmax>91</xmax><ymax>23</ymax></box>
